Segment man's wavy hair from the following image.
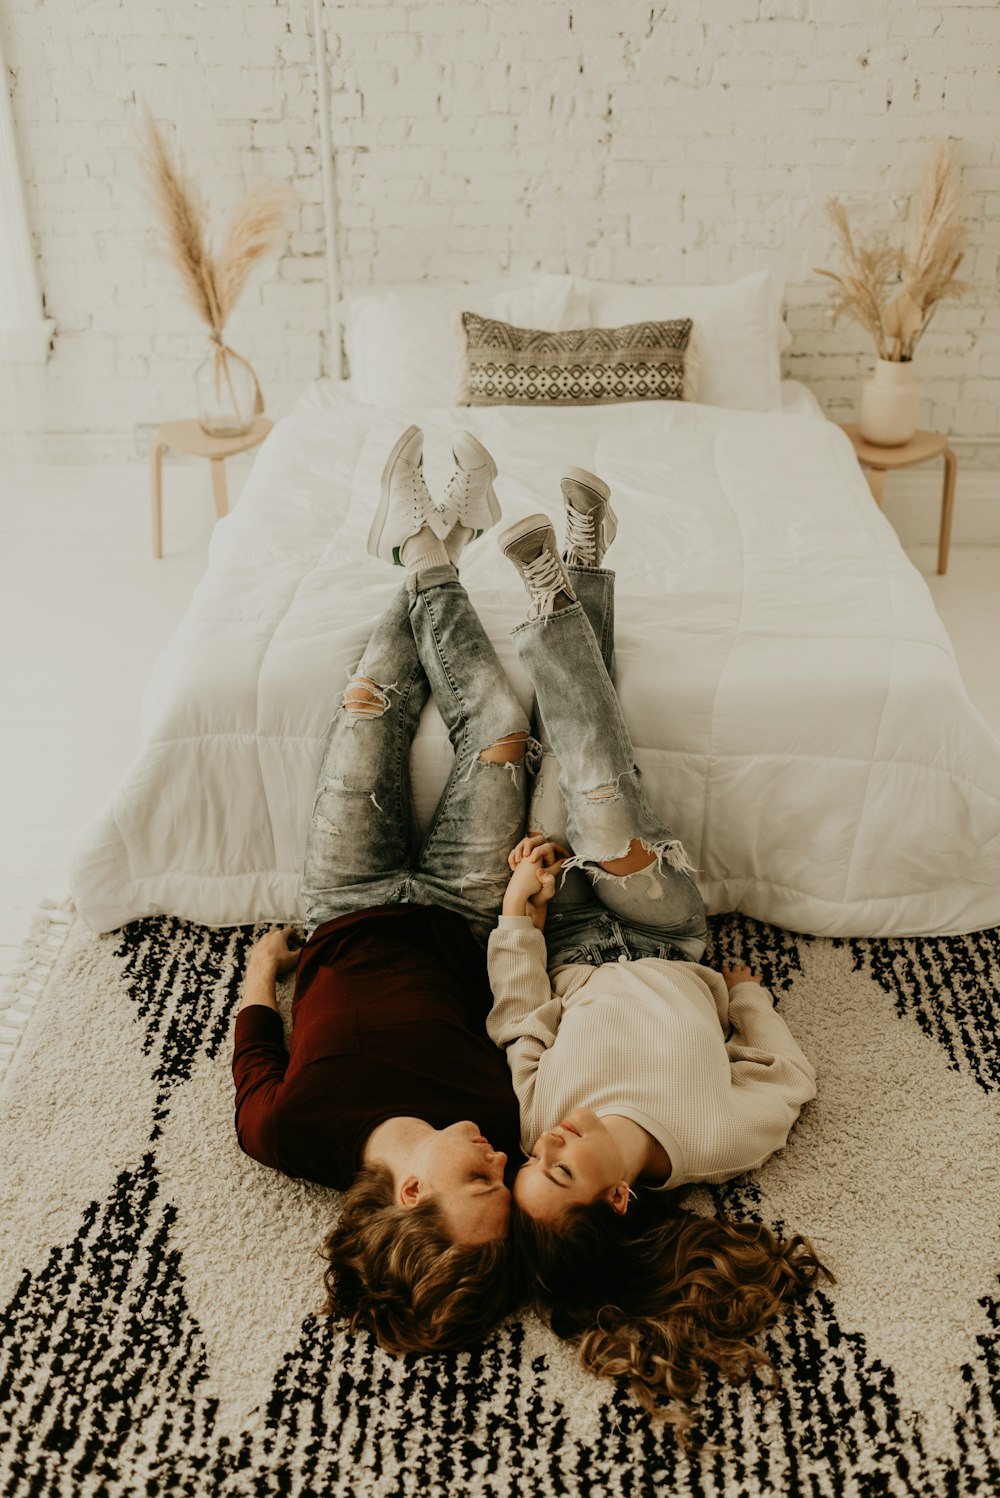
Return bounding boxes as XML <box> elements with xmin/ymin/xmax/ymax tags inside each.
<box><xmin>512</xmin><ymin>1191</ymin><xmax>832</xmax><ymax>1444</ymax></box>
<box><xmin>321</xmin><ymin>1164</ymin><xmax>518</xmax><ymax>1355</ymax></box>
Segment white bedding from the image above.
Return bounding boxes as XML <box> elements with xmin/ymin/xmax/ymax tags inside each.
<box><xmin>70</xmin><ymin>380</ymin><xmax>1000</xmax><ymax>937</ymax></box>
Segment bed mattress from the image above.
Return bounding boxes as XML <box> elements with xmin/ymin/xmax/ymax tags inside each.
<box><xmin>70</xmin><ymin>380</ymin><xmax>1000</xmax><ymax>937</ymax></box>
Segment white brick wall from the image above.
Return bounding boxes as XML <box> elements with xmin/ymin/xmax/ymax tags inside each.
<box><xmin>2</xmin><ymin>0</ymin><xmax>999</xmax><ymax>462</ymax></box>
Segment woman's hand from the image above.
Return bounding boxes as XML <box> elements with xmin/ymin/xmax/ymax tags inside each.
<box><xmin>721</xmin><ymin>964</ymin><xmax>762</xmax><ymax>991</ymax></box>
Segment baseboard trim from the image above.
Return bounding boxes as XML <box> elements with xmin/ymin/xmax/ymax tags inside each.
<box><xmin>876</xmin><ymin>467</ymin><xmax>1000</xmax><ymax>547</ymax></box>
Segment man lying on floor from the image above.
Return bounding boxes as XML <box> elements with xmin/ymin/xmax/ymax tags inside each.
<box><xmin>231</xmin><ymin>426</ymin><xmax>531</xmax><ymax>1352</ymax></box>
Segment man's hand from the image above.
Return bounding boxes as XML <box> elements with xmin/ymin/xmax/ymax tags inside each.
<box><xmin>239</xmin><ymin>927</ymin><xmax>302</xmax><ymax>1014</ymax></box>
<box><xmin>721</xmin><ymin>964</ymin><xmax>763</xmax><ymax>991</ymax></box>
<box><xmin>248</xmin><ymin>927</ymin><xmax>302</xmax><ymax>977</ymax></box>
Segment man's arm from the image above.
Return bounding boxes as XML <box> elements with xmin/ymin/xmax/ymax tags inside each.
<box><xmin>232</xmin><ymin>928</ymin><xmax>301</xmax><ymax>1168</ymax></box>
<box><xmin>238</xmin><ymin>927</ymin><xmax>301</xmax><ymax>1013</ymax></box>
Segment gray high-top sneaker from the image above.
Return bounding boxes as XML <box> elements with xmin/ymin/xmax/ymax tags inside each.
<box><xmin>367</xmin><ymin>425</ymin><xmax>449</xmax><ymax>564</ymax></box>
<box><xmin>497</xmin><ymin>513</ymin><xmax>578</xmax><ymax>618</ymax></box>
<box><xmin>560</xmin><ymin>466</ymin><xmax>618</xmax><ymax>568</ymax></box>
<box><xmin>441</xmin><ymin>431</ymin><xmax>502</xmax><ymax>539</ymax></box>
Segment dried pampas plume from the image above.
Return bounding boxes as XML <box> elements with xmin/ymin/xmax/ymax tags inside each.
<box><xmin>814</xmin><ymin>141</ymin><xmax>970</xmax><ymax>362</ymax></box>
<box><xmin>136</xmin><ymin>101</ymin><xmax>298</xmax><ymax>383</ymax></box>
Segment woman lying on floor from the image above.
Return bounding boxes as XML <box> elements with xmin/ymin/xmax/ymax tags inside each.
<box><xmin>232</xmin><ymin>425</ymin><xmax>534</xmax><ymax>1354</ymax></box>
<box><xmin>487</xmin><ymin>472</ymin><xmax>832</xmax><ymax>1440</ymax></box>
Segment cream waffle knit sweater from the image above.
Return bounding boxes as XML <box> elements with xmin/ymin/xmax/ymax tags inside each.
<box><xmin>486</xmin><ymin>915</ymin><xmax>816</xmax><ymax>1189</ymax></box>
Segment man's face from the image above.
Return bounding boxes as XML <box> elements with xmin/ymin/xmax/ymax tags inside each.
<box><xmin>416</xmin><ymin>1122</ymin><xmax>511</xmax><ymax>1245</ymax></box>
<box><xmin>513</xmin><ymin>1107</ymin><xmax>622</xmax><ymax>1223</ymax></box>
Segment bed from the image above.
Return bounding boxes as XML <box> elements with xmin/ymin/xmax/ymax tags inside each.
<box><xmin>69</xmin><ymin>273</ymin><xmax>1000</xmax><ymax>938</ymax></box>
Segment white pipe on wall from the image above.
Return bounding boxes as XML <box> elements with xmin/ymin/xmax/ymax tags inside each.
<box><xmin>0</xmin><ymin>39</ymin><xmax>54</xmax><ymax>362</ymax></box>
<box><xmin>312</xmin><ymin>0</ymin><xmax>343</xmax><ymax>380</ymax></box>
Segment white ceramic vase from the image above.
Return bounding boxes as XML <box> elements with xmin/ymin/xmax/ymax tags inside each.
<box><xmin>859</xmin><ymin>358</ymin><xmax>920</xmax><ymax>446</ymax></box>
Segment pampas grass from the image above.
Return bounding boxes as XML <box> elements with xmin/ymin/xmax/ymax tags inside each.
<box><xmin>136</xmin><ymin>103</ymin><xmax>298</xmax><ymax>417</ymax></box>
<box><xmin>815</xmin><ymin>142</ymin><xmax>970</xmax><ymax>362</ymax></box>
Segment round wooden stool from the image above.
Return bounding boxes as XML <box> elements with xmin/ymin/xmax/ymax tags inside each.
<box><xmin>839</xmin><ymin>424</ymin><xmax>958</xmax><ymax>575</ymax></box>
<box><xmin>149</xmin><ymin>415</ymin><xmax>273</xmax><ymax>558</ymax></box>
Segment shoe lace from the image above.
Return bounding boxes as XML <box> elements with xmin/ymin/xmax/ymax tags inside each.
<box><xmin>443</xmin><ymin>468</ymin><xmax>472</xmax><ymax>521</ymax></box>
<box><xmin>564</xmin><ymin>504</ymin><xmax>598</xmax><ymax>565</ymax></box>
<box><xmin>407</xmin><ymin>463</ymin><xmax>433</xmax><ymax>522</ymax></box>
<box><xmin>521</xmin><ymin>547</ymin><xmax>569</xmax><ymax>615</ymax></box>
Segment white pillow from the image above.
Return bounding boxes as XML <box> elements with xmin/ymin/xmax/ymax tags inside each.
<box><xmin>574</xmin><ymin>270</ymin><xmax>784</xmax><ymax>412</ymax></box>
<box><xmin>342</xmin><ymin>275</ymin><xmax>587</xmax><ymax>407</ymax></box>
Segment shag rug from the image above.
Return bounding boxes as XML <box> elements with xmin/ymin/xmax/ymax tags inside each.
<box><xmin>1</xmin><ymin>902</ymin><xmax>998</xmax><ymax>1498</ymax></box>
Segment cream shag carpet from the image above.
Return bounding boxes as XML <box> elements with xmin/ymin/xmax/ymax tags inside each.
<box><xmin>1</xmin><ymin>904</ymin><xmax>998</xmax><ymax>1498</ymax></box>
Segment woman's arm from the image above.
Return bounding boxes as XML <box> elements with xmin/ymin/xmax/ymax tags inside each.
<box><xmin>697</xmin><ymin>976</ymin><xmax>817</xmax><ymax>1180</ymax></box>
<box><xmin>486</xmin><ymin>914</ymin><xmax>562</xmax><ymax>1134</ymax></box>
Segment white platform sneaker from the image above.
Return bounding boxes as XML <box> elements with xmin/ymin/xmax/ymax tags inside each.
<box><xmin>441</xmin><ymin>430</ymin><xmax>502</xmax><ymax>540</ymax></box>
<box><xmin>366</xmin><ymin>425</ymin><xmax>451</xmax><ymax>565</ymax></box>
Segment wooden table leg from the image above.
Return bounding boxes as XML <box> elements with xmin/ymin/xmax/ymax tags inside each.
<box><xmin>210</xmin><ymin>458</ymin><xmax>229</xmax><ymax>519</ymax></box>
<box><xmin>149</xmin><ymin>437</ymin><xmax>166</xmax><ymax>558</ymax></box>
<box><xmin>938</xmin><ymin>447</ymin><xmax>957</xmax><ymax>575</ymax></box>
<box><xmin>865</xmin><ymin>465</ymin><xmax>887</xmax><ymax>508</ymax></box>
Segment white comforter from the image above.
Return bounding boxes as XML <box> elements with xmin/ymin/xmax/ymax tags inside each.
<box><xmin>70</xmin><ymin>381</ymin><xmax>1000</xmax><ymax>937</ymax></box>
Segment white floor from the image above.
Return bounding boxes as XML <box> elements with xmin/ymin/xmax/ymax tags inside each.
<box><xmin>1</xmin><ymin>457</ymin><xmax>999</xmax><ymax>980</ymax></box>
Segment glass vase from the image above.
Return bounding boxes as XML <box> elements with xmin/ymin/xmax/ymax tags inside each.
<box><xmin>194</xmin><ymin>345</ymin><xmax>259</xmax><ymax>437</ymax></box>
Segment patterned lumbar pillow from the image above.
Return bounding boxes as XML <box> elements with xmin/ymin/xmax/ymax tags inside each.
<box><xmin>458</xmin><ymin>312</ymin><xmax>701</xmax><ymax>406</ymax></box>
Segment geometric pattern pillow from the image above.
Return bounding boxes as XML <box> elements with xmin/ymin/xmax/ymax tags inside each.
<box><xmin>459</xmin><ymin>313</ymin><xmax>700</xmax><ymax>406</ymax></box>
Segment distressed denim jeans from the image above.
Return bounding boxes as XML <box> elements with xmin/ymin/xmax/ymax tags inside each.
<box><xmin>513</xmin><ymin>565</ymin><xmax>708</xmax><ymax>967</ymax></box>
<box><xmin>302</xmin><ymin>564</ymin><xmax>532</xmax><ymax>948</ymax></box>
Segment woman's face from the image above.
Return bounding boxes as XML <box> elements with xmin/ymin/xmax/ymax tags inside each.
<box><xmin>513</xmin><ymin>1107</ymin><xmax>624</xmax><ymax>1222</ymax></box>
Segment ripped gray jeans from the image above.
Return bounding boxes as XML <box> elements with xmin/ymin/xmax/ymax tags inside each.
<box><xmin>513</xmin><ymin>566</ymin><xmax>709</xmax><ymax>967</ymax></box>
<box><xmin>303</xmin><ymin>564</ymin><xmax>534</xmax><ymax>949</ymax></box>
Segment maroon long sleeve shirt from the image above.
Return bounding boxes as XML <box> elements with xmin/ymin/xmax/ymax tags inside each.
<box><xmin>232</xmin><ymin>903</ymin><xmax>521</xmax><ymax>1189</ymax></box>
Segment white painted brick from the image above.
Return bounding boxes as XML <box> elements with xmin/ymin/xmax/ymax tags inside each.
<box><xmin>329</xmin><ymin>4</ymin><xmax>411</xmax><ymax>34</ymax></box>
<box><xmin>361</xmin><ymin>87</ymin><xmax>440</xmax><ymax>118</ymax></box>
<box><xmin>570</xmin><ymin>4</ymin><xmax>653</xmax><ymax>37</ymax></box>
<box><xmin>6</xmin><ymin>0</ymin><xmax>998</xmax><ymax>456</ymax></box>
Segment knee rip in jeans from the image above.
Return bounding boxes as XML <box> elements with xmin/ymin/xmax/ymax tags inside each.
<box><xmin>478</xmin><ymin>731</ymin><xmax>529</xmax><ymax>765</ymax></box>
<box><xmin>471</xmin><ymin>730</ymin><xmax>540</xmax><ymax>787</ymax></box>
<box><xmin>343</xmin><ymin>676</ymin><xmax>394</xmax><ymax>720</ymax></box>
<box><xmin>582</xmin><ymin>767</ymin><xmax>643</xmax><ymax>804</ymax></box>
<box><xmin>562</xmin><ymin>835</ymin><xmax>697</xmax><ymax>885</ymax></box>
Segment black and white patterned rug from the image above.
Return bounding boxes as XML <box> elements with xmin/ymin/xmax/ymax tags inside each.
<box><xmin>1</xmin><ymin>904</ymin><xmax>998</xmax><ymax>1498</ymax></box>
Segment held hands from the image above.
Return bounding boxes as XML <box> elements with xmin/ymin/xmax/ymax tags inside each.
<box><xmin>721</xmin><ymin>964</ymin><xmax>763</xmax><ymax>991</ymax></box>
<box><xmin>503</xmin><ymin>834</ymin><xmax>570</xmax><ymax>931</ymax></box>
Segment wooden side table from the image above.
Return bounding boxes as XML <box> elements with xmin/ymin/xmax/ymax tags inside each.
<box><xmin>149</xmin><ymin>415</ymin><xmax>274</xmax><ymax>558</ymax></box>
<box><xmin>838</xmin><ymin>424</ymin><xmax>957</xmax><ymax>575</ymax></box>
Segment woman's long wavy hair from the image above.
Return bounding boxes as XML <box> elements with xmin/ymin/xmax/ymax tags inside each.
<box><xmin>513</xmin><ymin>1191</ymin><xmax>832</xmax><ymax>1443</ymax></box>
<box><xmin>321</xmin><ymin>1164</ymin><xmax>517</xmax><ymax>1355</ymax></box>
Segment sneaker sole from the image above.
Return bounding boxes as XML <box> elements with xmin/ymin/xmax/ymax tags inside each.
<box><xmin>561</xmin><ymin>466</ymin><xmax>610</xmax><ymax>503</ymax></box>
<box><xmin>367</xmin><ymin>423</ymin><xmax>422</xmax><ymax>562</ymax></box>
<box><xmin>496</xmin><ymin>511</ymin><xmax>556</xmax><ymax>558</ymax></box>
